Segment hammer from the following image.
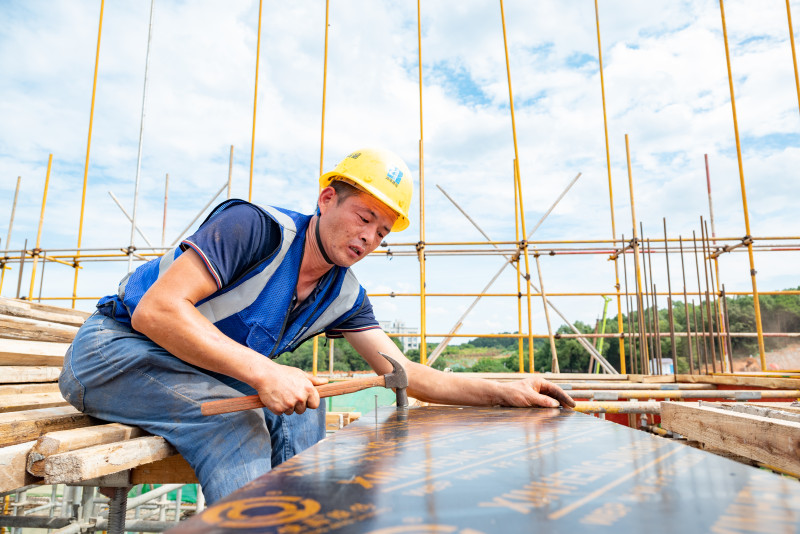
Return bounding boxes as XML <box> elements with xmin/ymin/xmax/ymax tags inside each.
<box><xmin>200</xmin><ymin>352</ymin><xmax>408</xmax><ymax>416</ymax></box>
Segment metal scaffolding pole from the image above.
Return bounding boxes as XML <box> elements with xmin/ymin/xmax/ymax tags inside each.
<box><xmin>417</xmin><ymin>0</ymin><xmax>428</xmax><ymax>365</ymax></box>
<box><xmin>128</xmin><ymin>0</ymin><xmax>156</xmax><ymax>273</ymax></box>
<box><xmin>312</xmin><ymin>0</ymin><xmax>331</xmax><ymax>375</ymax></box>
<box><xmin>28</xmin><ymin>154</ymin><xmax>52</xmax><ymax>301</ymax></box>
<box><xmin>624</xmin><ymin>134</ymin><xmax>649</xmax><ymax>374</ymax></box>
<box><xmin>787</xmin><ymin>0</ymin><xmax>800</xmax><ymax>116</ymax></box>
<box><xmin>72</xmin><ymin>0</ymin><xmax>104</xmax><ymax>308</ymax></box>
<box><xmin>500</xmin><ymin>0</ymin><xmax>535</xmax><ymax>371</ymax></box>
<box><xmin>0</xmin><ymin>176</ymin><xmax>21</xmax><ymax>294</ymax></box>
<box><xmin>248</xmin><ymin>0</ymin><xmax>264</xmax><ymax>202</ymax></box>
<box><xmin>594</xmin><ymin>0</ymin><xmax>626</xmax><ymax>374</ymax></box>
<box><xmin>718</xmin><ymin>0</ymin><xmax>767</xmax><ymax>368</ymax></box>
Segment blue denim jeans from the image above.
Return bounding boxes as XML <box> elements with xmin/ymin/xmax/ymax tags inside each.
<box><xmin>58</xmin><ymin>313</ymin><xmax>325</xmax><ymax>504</ymax></box>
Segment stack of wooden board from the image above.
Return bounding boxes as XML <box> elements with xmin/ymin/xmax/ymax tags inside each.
<box><xmin>661</xmin><ymin>400</ymin><xmax>800</xmax><ymax>477</ymax></box>
<box><xmin>0</xmin><ymin>297</ymin><xmax>199</xmax><ymax>494</ymax></box>
<box><xmin>0</xmin><ymin>297</ymin><xmax>366</xmax><ymax>498</ymax></box>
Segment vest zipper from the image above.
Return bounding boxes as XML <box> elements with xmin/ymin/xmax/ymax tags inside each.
<box><xmin>267</xmin><ymin>293</ymin><xmax>296</xmax><ymax>358</ymax></box>
<box><xmin>286</xmin><ymin>271</ymin><xmax>335</xmax><ymax>350</ymax></box>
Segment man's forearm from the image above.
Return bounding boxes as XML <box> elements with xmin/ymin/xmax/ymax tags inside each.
<box><xmin>132</xmin><ymin>296</ymin><xmax>274</xmax><ymax>390</ymax></box>
<box><xmin>405</xmin><ymin>362</ymin><xmax>504</xmax><ymax>406</ymax></box>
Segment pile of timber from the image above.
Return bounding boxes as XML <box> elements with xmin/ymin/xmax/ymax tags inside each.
<box><xmin>0</xmin><ymin>297</ymin><xmax>362</xmax><ymax>496</ymax></box>
<box><xmin>661</xmin><ymin>400</ymin><xmax>800</xmax><ymax>477</ymax></box>
<box><xmin>0</xmin><ymin>297</ymin><xmax>198</xmax><ymax>494</ymax></box>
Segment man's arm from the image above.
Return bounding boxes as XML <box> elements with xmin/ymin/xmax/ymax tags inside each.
<box><xmin>343</xmin><ymin>328</ymin><xmax>575</xmax><ymax>408</ymax></box>
<box><xmin>131</xmin><ymin>249</ymin><xmax>326</xmax><ymax>415</ymax></box>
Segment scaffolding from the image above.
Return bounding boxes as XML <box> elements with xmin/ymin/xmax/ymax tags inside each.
<box><xmin>2</xmin><ymin>0</ymin><xmax>799</xmax><ymax>378</ymax></box>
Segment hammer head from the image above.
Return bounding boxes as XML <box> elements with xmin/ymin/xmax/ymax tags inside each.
<box><xmin>379</xmin><ymin>352</ymin><xmax>409</xmax><ymax>408</ymax></box>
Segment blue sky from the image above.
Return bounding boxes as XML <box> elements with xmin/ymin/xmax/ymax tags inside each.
<box><xmin>1</xmin><ymin>0</ymin><xmax>799</xmax><ymax>342</ymax></box>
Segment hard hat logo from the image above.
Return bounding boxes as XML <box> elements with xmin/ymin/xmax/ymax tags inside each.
<box><xmin>319</xmin><ymin>147</ymin><xmax>413</xmax><ymax>232</ymax></box>
<box><xmin>385</xmin><ymin>168</ymin><xmax>403</xmax><ymax>187</ymax></box>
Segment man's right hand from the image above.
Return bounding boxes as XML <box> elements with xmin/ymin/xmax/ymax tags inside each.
<box><xmin>255</xmin><ymin>363</ymin><xmax>328</xmax><ymax>416</ymax></box>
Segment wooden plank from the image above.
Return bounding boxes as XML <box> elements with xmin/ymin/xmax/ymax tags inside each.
<box><xmin>716</xmin><ymin>402</ymin><xmax>800</xmax><ymax>422</ymax></box>
<box><xmin>28</xmin><ymin>423</ymin><xmax>148</xmax><ymax>476</ymax></box>
<box><xmin>0</xmin><ymin>392</ymin><xmax>68</xmax><ymax>413</ymax></box>
<box><xmin>661</xmin><ymin>401</ymin><xmax>800</xmax><ymax>476</ymax></box>
<box><xmin>744</xmin><ymin>402</ymin><xmax>800</xmax><ymax>415</ymax></box>
<box><xmin>0</xmin><ymin>339</ymin><xmax>70</xmax><ymax>366</ymax></box>
<box><xmin>0</xmin><ymin>297</ymin><xmax>89</xmax><ymax>327</ymax></box>
<box><xmin>0</xmin><ymin>406</ymin><xmax>93</xmax><ymax>447</ymax></box>
<box><xmin>0</xmin><ymin>383</ymin><xmax>60</xmax><ymax>395</ymax></box>
<box><xmin>326</xmin><ymin>413</ymin><xmax>343</xmax><ymax>431</ymax></box>
<box><xmin>0</xmin><ymin>366</ymin><xmax>62</xmax><ymax>383</ymax></box>
<box><xmin>461</xmin><ymin>373</ymin><xmax>629</xmax><ymax>382</ymax></box>
<box><xmin>42</xmin><ymin>435</ymin><xmax>177</xmax><ymax>484</ymax></box>
<box><xmin>639</xmin><ymin>375</ymin><xmax>678</xmax><ymax>383</ymax></box>
<box><xmin>0</xmin><ymin>441</ymin><xmax>38</xmax><ymax>493</ymax></box>
<box><xmin>0</xmin><ymin>314</ymin><xmax>78</xmax><ymax>343</ymax></box>
<box><xmin>130</xmin><ymin>455</ymin><xmax>198</xmax><ymax>484</ymax></box>
<box><xmin>676</xmin><ymin>373</ymin><xmax>800</xmax><ymax>390</ymax></box>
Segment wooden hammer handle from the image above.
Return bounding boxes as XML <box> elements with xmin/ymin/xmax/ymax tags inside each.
<box><xmin>200</xmin><ymin>375</ymin><xmax>387</xmax><ymax>416</ymax></box>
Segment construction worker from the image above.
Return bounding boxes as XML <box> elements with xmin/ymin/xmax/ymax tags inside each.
<box><xmin>59</xmin><ymin>148</ymin><xmax>575</xmax><ymax>504</ymax></box>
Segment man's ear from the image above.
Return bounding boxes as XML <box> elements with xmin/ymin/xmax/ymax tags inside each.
<box><xmin>317</xmin><ymin>186</ymin><xmax>336</xmax><ymax>216</ymax></box>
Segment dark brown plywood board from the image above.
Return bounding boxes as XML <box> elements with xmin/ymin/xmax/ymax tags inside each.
<box><xmin>170</xmin><ymin>406</ymin><xmax>800</xmax><ymax>534</ymax></box>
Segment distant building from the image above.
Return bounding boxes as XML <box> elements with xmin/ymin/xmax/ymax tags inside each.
<box><xmin>379</xmin><ymin>320</ymin><xmax>419</xmax><ymax>353</ymax></box>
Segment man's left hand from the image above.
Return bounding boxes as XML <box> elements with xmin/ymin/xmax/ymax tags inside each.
<box><xmin>498</xmin><ymin>377</ymin><xmax>576</xmax><ymax>409</ymax></box>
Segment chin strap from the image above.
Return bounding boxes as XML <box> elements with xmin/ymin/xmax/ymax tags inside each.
<box><xmin>315</xmin><ymin>216</ymin><xmax>334</xmax><ymax>265</ymax></box>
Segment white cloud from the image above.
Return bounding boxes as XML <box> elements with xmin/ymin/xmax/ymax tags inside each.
<box><xmin>1</xmin><ymin>0</ymin><xmax>798</xmax><ymax>346</ymax></box>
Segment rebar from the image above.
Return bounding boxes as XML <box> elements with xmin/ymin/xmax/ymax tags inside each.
<box><xmin>679</xmin><ymin>237</ymin><xmax>694</xmax><ymax>374</ymax></box>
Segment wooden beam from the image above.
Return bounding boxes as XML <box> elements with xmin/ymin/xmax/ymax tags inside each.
<box><xmin>716</xmin><ymin>402</ymin><xmax>800</xmax><ymax>423</ymax></box>
<box><xmin>0</xmin><ymin>297</ymin><xmax>89</xmax><ymax>327</ymax></box>
<box><xmin>0</xmin><ymin>366</ymin><xmax>62</xmax><ymax>383</ymax></box>
<box><xmin>676</xmin><ymin>373</ymin><xmax>800</xmax><ymax>390</ymax></box>
<box><xmin>42</xmin><ymin>435</ymin><xmax>177</xmax><ymax>484</ymax></box>
<box><xmin>0</xmin><ymin>392</ymin><xmax>68</xmax><ymax>413</ymax></box>
<box><xmin>28</xmin><ymin>423</ymin><xmax>148</xmax><ymax>476</ymax></box>
<box><xmin>740</xmin><ymin>402</ymin><xmax>800</xmax><ymax>415</ymax></box>
<box><xmin>0</xmin><ymin>314</ymin><xmax>78</xmax><ymax>343</ymax></box>
<box><xmin>0</xmin><ymin>339</ymin><xmax>69</xmax><ymax>366</ymax></box>
<box><xmin>325</xmin><ymin>413</ymin><xmax>343</xmax><ymax>431</ymax></box>
<box><xmin>0</xmin><ymin>441</ymin><xmax>38</xmax><ymax>493</ymax></box>
<box><xmin>131</xmin><ymin>455</ymin><xmax>198</xmax><ymax>484</ymax></box>
<box><xmin>0</xmin><ymin>383</ymin><xmax>60</xmax><ymax>396</ymax></box>
<box><xmin>0</xmin><ymin>407</ymin><xmax>93</xmax><ymax>447</ymax></box>
<box><xmin>661</xmin><ymin>401</ymin><xmax>800</xmax><ymax>476</ymax></box>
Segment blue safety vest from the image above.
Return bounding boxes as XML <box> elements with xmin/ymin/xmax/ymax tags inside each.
<box><xmin>110</xmin><ymin>200</ymin><xmax>368</xmax><ymax>357</ymax></box>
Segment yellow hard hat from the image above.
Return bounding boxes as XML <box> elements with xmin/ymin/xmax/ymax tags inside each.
<box><xmin>319</xmin><ymin>148</ymin><xmax>413</xmax><ymax>232</ymax></box>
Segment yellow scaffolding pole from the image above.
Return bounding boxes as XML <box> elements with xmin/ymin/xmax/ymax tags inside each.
<box><xmin>718</xmin><ymin>0</ymin><xmax>767</xmax><ymax>369</ymax></box>
<box><xmin>500</xmin><ymin>0</ymin><xmax>534</xmax><ymax>373</ymax></box>
<box><xmin>417</xmin><ymin>0</ymin><xmax>428</xmax><ymax>365</ymax></box>
<box><xmin>594</xmin><ymin>0</ymin><xmax>625</xmax><ymax>373</ymax></box>
<box><xmin>514</xmin><ymin>160</ymin><xmax>523</xmax><ymax>372</ymax></box>
<box><xmin>625</xmin><ymin>134</ymin><xmax>650</xmax><ymax>373</ymax></box>
<box><xmin>787</xmin><ymin>0</ymin><xmax>800</xmax><ymax>116</ymax></box>
<box><xmin>72</xmin><ymin>0</ymin><xmax>104</xmax><ymax>309</ymax></box>
<box><xmin>312</xmin><ymin>0</ymin><xmax>331</xmax><ymax>376</ymax></box>
<box><xmin>248</xmin><ymin>0</ymin><xmax>264</xmax><ymax>202</ymax></box>
<box><xmin>28</xmin><ymin>154</ymin><xmax>52</xmax><ymax>300</ymax></box>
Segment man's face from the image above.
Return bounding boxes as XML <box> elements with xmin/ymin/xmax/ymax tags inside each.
<box><xmin>318</xmin><ymin>188</ymin><xmax>396</xmax><ymax>267</ymax></box>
